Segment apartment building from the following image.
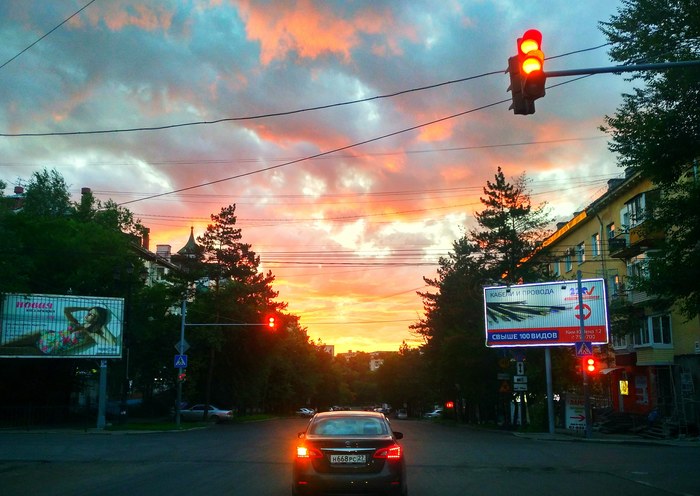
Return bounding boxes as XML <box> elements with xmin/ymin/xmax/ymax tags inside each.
<box><xmin>529</xmin><ymin>169</ymin><xmax>699</xmax><ymax>432</ymax></box>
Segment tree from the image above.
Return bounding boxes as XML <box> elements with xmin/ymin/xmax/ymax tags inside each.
<box><xmin>183</xmin><ymin>204</ymin><xmax>289</xmax><ymax>412</ymax></box>
<box><xmin>413</xmin><ymin>169</ymin><xmax>552</xmax><ymax>423</ymax></box>
<box><xmin>472</xmin><ymin>167</ymin><xmax>551</xmax><ymax>284</ymax></box>
<box><xmin>600</xmin><ymin>0</ymin><xmax>700</xmax><ymax>318</ymax></box>
<box><xmin>21</xmin><ymin>169</ymin><xmax>71</xmax><ymax>218</ymax></box>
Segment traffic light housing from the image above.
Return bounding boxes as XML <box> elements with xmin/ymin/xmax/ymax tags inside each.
<box><xmin>507</xmin><ymin>29</ymin><xmax>546</xmax><ymax>114</ymax></box>
<box><xmin>178</xmin><ymin>371</ymin><xmax>187</xmax><ymax>382</ymax></box>
<box><xmin>507</xmin><ymin>56</ymin><xmax>533</xmax><ymax>115</ymax></box>
<box><xmin>267</xmin><ymin>316</ymin><xmax>276</xmax><ymax>329</ymax></box>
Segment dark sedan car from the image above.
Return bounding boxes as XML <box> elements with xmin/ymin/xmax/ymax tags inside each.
<box><xmin>293</xmin><ymin>410</ymin><xmax>407</xmax><ymax>496</ymax></box>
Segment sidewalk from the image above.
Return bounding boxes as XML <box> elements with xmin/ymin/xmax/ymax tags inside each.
<box><xmin>513</xmin><ymin>428</ymin><xmax>700</xmax><ymax>447</ymax></box>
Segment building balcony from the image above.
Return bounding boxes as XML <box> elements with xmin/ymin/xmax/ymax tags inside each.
<box><xmin>629</xmin><ymin>223</ymin><xmax>664</xmax><ymax>249</ymax></box>
<box><xmin>609</xmin><ymin>223</ymin><xmax>664</xmax><ymax>259</ymax></box>
<box><xmin>608</xmin><ymin>234</ymin><xmax>630</xmax><ymax>259</ymax></box>
<box><xmin>627</xmin><ymin>289</ymin><xmax>656</xmax><ymax>305</ymax></box>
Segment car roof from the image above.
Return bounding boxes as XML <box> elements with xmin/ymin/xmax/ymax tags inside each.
<box><xmin>312</xmin><ymin>410</ymin><xmax>386</xmax><ymax>420</ymax></box>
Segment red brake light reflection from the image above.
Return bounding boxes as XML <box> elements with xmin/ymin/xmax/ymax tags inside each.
<box><xmin>296</xmin><ymin>446</ymin><xmax>322</xmax><ymax>459</ymax></box>
<box><xmin>373</xmin><ymin>444</ymin><xmax>402</xmax><ymax>460</ymax></box>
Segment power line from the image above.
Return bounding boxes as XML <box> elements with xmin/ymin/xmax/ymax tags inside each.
<box><xmin>0</xmin><ymin>136</ymin><xmax>606</xmax><ymax>169</ymax></box>
<box><xmin>1</xmin><ymin>42</ymin><xmax>611</xmax><ymax>137</ymax></box>
<box><xmin>0</xmin><ymin>0</ymin><xmax>98</xmax><ymax>71</ymax></box>
<box><xmin>1</xmin><ymin>69</ymin><xmax>503</xmax><ymax>137</ymax></box>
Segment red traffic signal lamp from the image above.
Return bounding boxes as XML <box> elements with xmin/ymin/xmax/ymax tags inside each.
<box><xmin>178</xmin><ymin>371</ymin><xmax>187</xmax><ymax>382</ymax></box>
<box><xmin>507</xmin><ymin>29</ymin><xmax>546</xmax><ymax>114</ymax></box>
<box><xmin>584</xmin><ymin>357</ymin><xmax>597</xmax><ymax>374</ymax></box>
<box><xmin>267</xmin><ymin>316</ymin><xmax>276</xmax><ymax>329</ymax></box>
<box><xmin>518</xmin><ymin>29</ymin><xmax>546</xmax><ymax>100</ymax></box>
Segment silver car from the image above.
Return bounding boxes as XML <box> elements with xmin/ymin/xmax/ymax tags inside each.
<box><xmin>179</xmin><ymin>404</ymin><xmax>234</xmax><ymax>423</ymax></box>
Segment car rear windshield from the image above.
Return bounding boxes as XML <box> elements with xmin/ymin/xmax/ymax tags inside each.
<box><xmin>310</xmin><ymin>417</ymin><xmax>388</xmax><ymax>436</ymax></box>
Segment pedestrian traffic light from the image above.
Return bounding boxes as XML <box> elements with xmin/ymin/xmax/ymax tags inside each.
<box><xmin>585</xmin><ymin>357</ymin><xmax>597</xmax><ymax>374</ymax></box>
<box><xmin>507</xmin><ymin>29</ymin><xmax>546</xmax><ymax>115</ymax></box>
<box><xmin>178</xmin><ymin>371</ymin><xmax>187</xmax><ymax>382</ymax></box>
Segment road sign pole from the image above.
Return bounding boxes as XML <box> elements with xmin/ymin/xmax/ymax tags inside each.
<box><xmin>577</xmin><ymin>271</ymin><xmax>592</xmax><ymax>439</ymax></box>
<box><xmin>176</xmin><ymin>298</ymin><xmax>186</xmax><ymax>429</ymax></box>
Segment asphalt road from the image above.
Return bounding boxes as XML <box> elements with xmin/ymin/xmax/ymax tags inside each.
<box><xmin>0</xmin><ymin>418</ymin><xmax>697</xmax><ymax>496</ymax></box>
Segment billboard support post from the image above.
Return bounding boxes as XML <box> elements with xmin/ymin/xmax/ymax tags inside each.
<box><xmin>96</xmin><ymin>359</ymin><xmax>107</xmax><ymax>430</ymax></box>
<box><xmin>577</xmin><ymin>271</ymin><xmax>593</xmax><ymax>439</ymax></box>
<box><xmin>545</xmin><ymin>347</ymin><xmax>554</xmax><ymax>435</ymax></box>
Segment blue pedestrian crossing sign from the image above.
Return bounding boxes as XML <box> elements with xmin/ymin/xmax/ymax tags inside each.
<box><xmin>575</xmin><ymin>341</ymin><xmax>593</xmax><ymax>357</ymax></box>
<box><xmin>174</xmin><ymin>354</ymin><xmax>188</xmax><ymax>368</ymax></box>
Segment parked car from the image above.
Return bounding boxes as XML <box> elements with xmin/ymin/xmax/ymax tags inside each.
<box><xmin>293</xmin><ymin>410</ymin><xmax>407</xmax><ymax>496</ymax></box>
<box><xmin>396</xmin><ymin>409</ymin><xmax>408</xmax><ymax>420</ymax></box>
<box><xmin>296</xmin><ymin>407</ymin><xmax>315</xmax><ymax>418</ymax></box>
<box><xmin>423</xmin><ymin>408</ymin><xmax>443</xmax><ymax>419</ymax></box>
<box><xmin>179</xmin><ymin>404</ymin><xmax>234</xmax><ymax>423</ymax></box>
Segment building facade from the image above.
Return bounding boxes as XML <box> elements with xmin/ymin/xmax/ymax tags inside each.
<box><xmin>531</xmin><ymin>169</ymin><xmax>699</xmax><ymax>433</ymax></box>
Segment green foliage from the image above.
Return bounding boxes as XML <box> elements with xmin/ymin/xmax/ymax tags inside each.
<box><xmin>22</xmin><ymin>169</ymin><xmax>71</xmax><ymax>218</ymax></box>
<box><xmin>600</xmin><ymin>0</ymin><xmax>700</xmax><ymax>186</ymax></box>
<box><xmin>638</xmin><ymin>180</ymin><xmax>700</xmax><ymax>318</ymax></box>
<box><xmin>600</xmin><ymin>0</ymin><xmax>700</xmax><ymax>318</ymax></box>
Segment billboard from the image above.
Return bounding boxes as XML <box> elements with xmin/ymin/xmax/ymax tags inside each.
<box><xmin>483</xmin><ymin>279</ymin><xmax>609</xmax><ymax>348</ymax></box>
<box><xmin>0</xmin><ymin>293</ymin><xmax>124</xmax><ymax>358</ymax></box>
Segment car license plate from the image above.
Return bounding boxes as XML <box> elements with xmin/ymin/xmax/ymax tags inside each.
<box><xmin>330</xmin><ymin>454</ymin><xmax>366</xmax><ymax>464</ymax></box>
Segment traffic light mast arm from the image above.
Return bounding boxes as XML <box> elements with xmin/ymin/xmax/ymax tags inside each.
<box><xmin>544</xmin><ymin>59</ymin><xmax>700</xmax><ymax>78</ymax></box>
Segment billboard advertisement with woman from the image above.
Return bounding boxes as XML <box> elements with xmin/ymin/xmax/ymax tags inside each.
<box><xmin>0</xmin><ymin>293</ymin><xmax>124</xmax><ymax>358</ymax></box>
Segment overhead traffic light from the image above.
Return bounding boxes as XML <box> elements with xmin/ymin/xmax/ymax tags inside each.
<box><xmin>507</xmin><ymin>29</ymin><xmax>546</xmax><ymax>115</ymax></box>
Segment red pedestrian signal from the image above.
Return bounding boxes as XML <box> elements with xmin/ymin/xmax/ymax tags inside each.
<box><xmin>178</xmin><ymin>372</ymin><xmax>187</xmax><ymax>382</ymax></box>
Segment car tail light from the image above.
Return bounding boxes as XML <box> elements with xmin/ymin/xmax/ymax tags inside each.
<box><xmin>373</xmin><ymin>444</ymin><xmax>402</xmax><ymax>460</ymax></box>
<box><xmin>296</xmin><ymin>445</ymin><xmax>323</xmax><ymax>459</ymax></box>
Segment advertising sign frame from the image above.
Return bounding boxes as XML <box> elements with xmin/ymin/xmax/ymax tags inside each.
<box><xmin>1</xmin><ymin>293</ymin><xmax>124</xmax><ymax>358</ymax></box>
<box><xmin>483</xmin><ymin>279</ymin><xmax>609</xmax><ymax>348</ymax></box>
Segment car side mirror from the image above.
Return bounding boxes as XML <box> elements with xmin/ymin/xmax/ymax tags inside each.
<box><xmin>393</xmin><ymin>431</ymin><xmax>403</xmax><ymax>440</ymax></box>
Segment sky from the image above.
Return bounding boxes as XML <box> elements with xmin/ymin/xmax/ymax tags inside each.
<box><xmin>0</xmin><ymin>0</ymin><xmax>635</xmax><ymax>354</ymax></box>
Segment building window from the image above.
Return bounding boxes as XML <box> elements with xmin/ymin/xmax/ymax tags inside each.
<box><xmin>576</xmin><ymin>242</ymin><xmax>585</xmax><ymax>264</ymax></box>
<box><xmin>626</xmin><ymin>193</ymin><xmax>647</xmax><ymax>228</ymax></box>
<box><xmin>650</xmin><ymin>315</ymin><xmax>672</xmax><ymax>344</ymax></box>
<box><xmin>612</xmin><ymin>332</ymin><xmax>630</xmax><ymax>349</ymax></box>
<box><xmin>606</xmin><ymin>222</ymin><xmax>615</xmax><ymax>240</ymax></box>
<box><xmin>564</xmin><ymin>251</ymin><xmax>572</xmax><ymax>272</ymax></box>
<box><xmin>627</xmin><ymin>255</ymin><xmax>650</xmax><ymax>281</ymax></box>
<box><xmin>551</xmin><ymin>260</ymin><xmax>560</xmax><ymax>277</ymax></box>
<box><xmin>634</xmin><ymin>314</ymin><xmax>672</xmax><ymax>346</ymax></box>
<box><xmin>635</xmin><ymin>376</ymin><xmax>649</xmax><ymax>405</ymax></box>
<box><xmin>591</xmin><ymin>233</ymin><xmax>600</xmax><ymax>257</ymax></box>
<box><xmin>609</xmin><ymin>273</ymin><xmax>622</xmax><ymax>296</ymax></box>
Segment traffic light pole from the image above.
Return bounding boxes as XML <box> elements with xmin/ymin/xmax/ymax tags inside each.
<box><xmin>544</xmin><ymin>60</ymin><xmax>700</xmax><ymax>79</ymax></box>
<box><xmin>577</xmin><ymin>271</ymin><xmax>593</xmax><ymax>439</ymax></box>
